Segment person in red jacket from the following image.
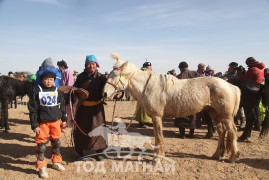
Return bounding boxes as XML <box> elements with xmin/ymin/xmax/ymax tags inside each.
<box><xmin>237</xmin><ymin>57</ymin><xmax>265</xmax><ymax>83</ymax></box>
<box><xmin>236</xmin><ymin>57</ymin><xmax>266</xmax><ymax>131</ymax></box>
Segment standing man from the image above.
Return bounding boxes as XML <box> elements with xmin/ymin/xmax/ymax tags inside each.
<box><xmin>57</xmin><ymin>60</ymin><xmax>74</xmax><ymax>86</ymax></box>
<box><xmin>175</xmin><ymin>61</ymin><xmax>200</xmax><ymax>138</ymax></box>
<box><xmin>73</xmin><ymin>55</ymin><xmax>107</xmax><ymax>161</ymax></box>
<box><xmin>236</xmin><ymin>57</ymin><xmax>266</xmax><ymax>131</ymax></box>
<box><xmin>197</xmin><ymin>63</ymin><xmax>206</xmax><ymax>77</ymax></box>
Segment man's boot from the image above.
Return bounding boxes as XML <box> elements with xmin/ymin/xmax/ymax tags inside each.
<box><xmin>178</xmin><ymin>128</ymin><xmax>185</xmax><ymax>139</ymax></box>
<box><xmin>189</xmin><ymin>128</ymin><xmax>195</xmax><ymax>138</ymax></box>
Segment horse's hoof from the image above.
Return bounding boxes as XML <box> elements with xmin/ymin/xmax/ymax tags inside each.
<box><xmin>238</xmin><ymin>138</ymin><xmax>251</xmax><ymax>143</ymax></box>
<box><xmin>227</xmin><ymin>157</ymin><xmax>238</xmax><ymax>163</ymax></box>
<box><xmin>212</xmin><ymin>154</ymin><xmax>221</xmax><ymax>160</ymax></box>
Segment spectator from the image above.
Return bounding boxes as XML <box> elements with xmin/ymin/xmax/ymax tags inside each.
<box><xmin>236</xmin><ymin>57</ymin><xmax>266</xmax><ymax>131</ymax></box>
<box><xmin>57</xmin><ymin>60</ymin><xmax>74</xmax><ymax>86</ymax></box>
<box><xmin>175</xmin><ymin>61</ymin><xmax>200</xmax><ymax>138</ymax></box>
<box><xmin>8</xmin><ymin>71</ymin><xmax>14</xmax><ymax>78</ymax></box>
<box><xmin>167</xmin><ymin>69</ymin><xmax>176</xmax><ymax>76</ymax></box>
<box><xmin>73</xmin><ymin>70</ymin><xmax>79</xmax><ymax>82</ymax></box>
<box><xmin>205</xmin><ymin>65</ymin><xmax>215</xmax><ymax>76</ymax></box>
<box><xmin>135</xmin><ymin>62</ymin><xmax>153</xmax><ymax>128</ymax></box>
<box><xmin>197</xmin><ymin>63</ymin><xmax>206</xmax><ymax>77</ymax></box>
<box><xmin>220</xmin><ymin>62</ymin><xmax>238</xmax><ymax>80</ymax></box>
<box><xmin>265</xmin><ymin>68</ymin><xmax>269</xmax><ymax>85</ymax></box>
<box><xmin>35</xmin><ymin>58</ymin><xmax>62</xmax><ymax>87</ymax></box>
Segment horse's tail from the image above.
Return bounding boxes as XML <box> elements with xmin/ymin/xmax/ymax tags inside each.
<box><xmin>232</xmin><ymin>86</ymin><xmax>241</xmax><ymax>118</ymax></box>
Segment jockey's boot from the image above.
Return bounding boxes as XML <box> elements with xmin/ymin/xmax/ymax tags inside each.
<box><xmin>52</xmin><ymin>163</ymin><xmax>65</xmax><ymax>171</ymax></box>
<box><xmin>39</xmin><ymin>167</ymin><xmax>49</xmax><ymax>179</ymax></box>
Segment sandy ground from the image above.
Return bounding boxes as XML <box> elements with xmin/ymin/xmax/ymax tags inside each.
<box><xmin>0</xmin><ymin>100</ymin><xmax>269</xmax><ymax>180</ymax></box>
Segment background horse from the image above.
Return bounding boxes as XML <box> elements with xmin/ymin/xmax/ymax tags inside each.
<box><xmin>0</xmin><ymin>76</ymin><xmax>33</xmax><ymax>132</ymax></box>
<box><xmin>103</xmin><ymin>53</ymin><xmax>241</xmax><ymax>163</ymax></box>
<box><xmin>228</xmin><ymin>78</ymin><xmax>269</xmax><ymax>141</ymax></box>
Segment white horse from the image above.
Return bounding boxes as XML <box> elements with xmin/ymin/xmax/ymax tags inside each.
<box><xmin>103</xmin><ymin>53</ymin><xmax>241</xmax><ymax>163</ymax></box>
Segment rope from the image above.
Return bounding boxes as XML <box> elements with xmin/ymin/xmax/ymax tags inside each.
<box><xmin>68</xmin><ymin>89</ymin><xmax>88</xmax><ymax>137</ymax></box>
<box><xmin>111</xmin><ymin>100</ymin><xmax>117</xmax><ymax>127</ymax></box>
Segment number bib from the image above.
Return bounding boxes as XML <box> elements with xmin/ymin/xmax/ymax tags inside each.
<box><xmin>38</xmin><ymin>86</ymin><xmax>58</xmax><ymax>106</ymax></box>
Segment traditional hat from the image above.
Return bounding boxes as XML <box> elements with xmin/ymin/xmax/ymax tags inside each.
<box><xmin>143</xmin><ymin>62</ymin><xmax>152</xmax><ymax>68</ymax></box>
<box><xmin>85</xmin><ymin>55</ymin><xmax>100</xmax><ymax>67</ymax></box>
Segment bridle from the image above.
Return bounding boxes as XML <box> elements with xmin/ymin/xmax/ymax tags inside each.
<box><xmin>106</xmin><ymin>67</ymin><xmax>127</xmax><ymax>93</ymax></box>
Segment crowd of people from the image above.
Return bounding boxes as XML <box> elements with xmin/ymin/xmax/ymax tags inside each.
<box><xmin>1</xmin><ymin>55</ymin><xmax>268</xmax><ymax>178</ymax></box>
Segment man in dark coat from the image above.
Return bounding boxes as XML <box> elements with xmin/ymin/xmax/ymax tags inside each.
<box><xmin>73</xmin><ymin>55</ymin><xmax>107</xmax><ymax>161</ymax></box>
<box><xmin>175</xmin><ymin>61</ymin><xmax>201</xmax><ymax>138</ymax></box>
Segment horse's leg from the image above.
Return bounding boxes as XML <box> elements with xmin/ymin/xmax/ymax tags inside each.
<box><xmin>0</xmin><ymin>102</ymin><xmax>3</xmax><ymax>129</ymax></box>
<box><xmin>223</xmin><ymin>116</ymin><xmax>239</xmax><ymax>163</ymax></box>
<box><xmin>152</xmin><ymin>116</ymin><xmax>164</xmax><ymax>163</ymax></box>
<box><xmin>210</xmin><ymin>111</ymin><xmax>226</xmax><ymax>159</ymax></box>
<box><xmin>2</xmin><ymin>100</ymin><xmax>10</xmax><ymax>132</ymax></box>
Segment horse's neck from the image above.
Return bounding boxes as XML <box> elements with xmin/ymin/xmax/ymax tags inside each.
<box><xmin>14</xmin><ymin>81</ymin><xmax>32</xmax><ymax>96</ymax></box>
<box><xmin>127</xmin><ymin>71</ymin><xmax>153</xmax><ymax>101</ymax></box>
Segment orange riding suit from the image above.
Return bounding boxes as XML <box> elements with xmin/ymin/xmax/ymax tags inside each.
<box><xmin>28</xmin><ymin>85</ymin><xmax>67</xmax><ymax>169</ymax></box>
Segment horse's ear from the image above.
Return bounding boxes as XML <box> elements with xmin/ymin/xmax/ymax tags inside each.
<box><xmin>120</xmin><ymin>61</ymin><xmax>128</xmax><ymax>69</ymax></box>
<box><xmin>111</xmin><ymin>53</ymin><xmax>120</xmax><ymax>62</ymax></box>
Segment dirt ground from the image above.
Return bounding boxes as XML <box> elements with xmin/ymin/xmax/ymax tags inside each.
<box><xmin>0</xmin><ymin>100</ymin><xmax>269</xmax><ymax>180</ymax></box>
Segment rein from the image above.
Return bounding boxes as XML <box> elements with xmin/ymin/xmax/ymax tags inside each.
<box><xmin>69</xmin><ymin>89</ymin><xmax>88</xmax><ymax>136</ymax></box>
<box><xmin>125</xmin><ymin>73</ymin><xmax>153</xmax><ymax>130</ymax></box>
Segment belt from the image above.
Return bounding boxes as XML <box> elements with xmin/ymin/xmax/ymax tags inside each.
<box><xmin>81</xmin><ymin>100</ymin><xmax>102</xmax><ymax>106</ymax></box>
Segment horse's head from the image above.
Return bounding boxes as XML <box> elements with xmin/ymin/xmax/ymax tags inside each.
<box><xmin>103</xmin><ymin>53</ymin><xmax>132</xmax><ymax>100</ymax></box>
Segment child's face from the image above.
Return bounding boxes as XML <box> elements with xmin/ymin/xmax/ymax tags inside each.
<box><xmin>42</xmin><ymin>78</ymin><xmax>54</xmax><ymax>87</ymax></box>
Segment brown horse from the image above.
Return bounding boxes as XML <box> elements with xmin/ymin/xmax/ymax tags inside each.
<box><xmin>0</xmin><ymin>76</ymin><xmax>33</xmax><ymax>131</ymax></box>
<box><xmin>228</xmin><ymin>78</ymin><xmax>269</xmax><ymax>140</ymax></box>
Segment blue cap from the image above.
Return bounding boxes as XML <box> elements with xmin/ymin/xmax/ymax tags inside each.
<box><xmin>85</xmin><ymin>55</ymin><xmax>99</xmax><ymax>67</ymax></box>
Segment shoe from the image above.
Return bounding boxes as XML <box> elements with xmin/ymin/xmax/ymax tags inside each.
<box><xmin>52</xmin><ymin>163</ymin><xmax>65</xmax><ymax>171</ymax></box>
<box><xmin>187</xmin><ymin>134</ymin><xmax>196</xmax><ymax>139</ymax></box>
<box><xmin>252</xmin><ymin>125</ymin><xmax>261</xmax><ymax>131</ymax></box>
<box><xmin>95</xmin><ymin>155</ymin><xmax>104</xmax><ymax>161</ymax></box>
<box><xmin>204</xmin><ymin>133</ymin><xmax>213</xmax><ymax>139</ymax></box>
<box><xmin>39</xmin><ymin>167</ymin><xmax>49</xmax><ymax>179</ymax></box>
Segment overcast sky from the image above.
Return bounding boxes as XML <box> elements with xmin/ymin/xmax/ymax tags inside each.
<box><xmin>0</xmin><ymin>0</ymin><xmax>268</xmax><ymax>75</ymax></box>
